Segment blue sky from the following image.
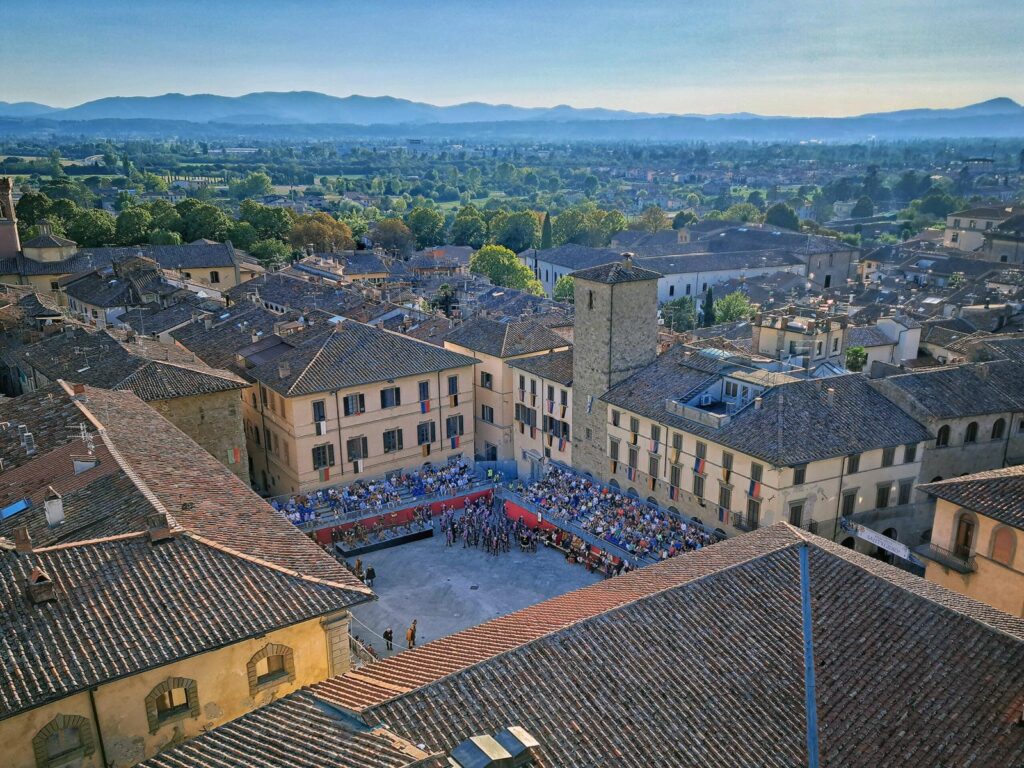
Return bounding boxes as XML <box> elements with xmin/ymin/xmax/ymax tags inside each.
<box><xmin>3</xmin><ymin>0</ymin><xmax>1022</xmax><ymax>115</ymax></box>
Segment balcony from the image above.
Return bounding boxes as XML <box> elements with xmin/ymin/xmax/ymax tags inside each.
<box><xmin>913</xmin><ymin>543</ymin><xmax>976</xmax><ymax>574</ymax></box>
<box><xmin>730</xmin><ymin>511</ymin><xmax>759</xmax><ymax>532</ymax></box>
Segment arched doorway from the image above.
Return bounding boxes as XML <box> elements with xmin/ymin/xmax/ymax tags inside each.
<box><xmin>609</xmin><ymin>479</ymin><xmax>620</xmax><ymax>489</ymax></box>
<box><xmin>840</xmin><ymin>537</ymin><xmax>855</xmax><ymax>548</ymax></box>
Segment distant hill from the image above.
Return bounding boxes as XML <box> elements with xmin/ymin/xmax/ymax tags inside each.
<box><xmin>2</xmin><ymin>92</ymin><xmax>1022</xmax><ymax>140</ymax></box>
<box><xmin>0</xmin><ymin>101</ymin><xmax>59</xmax><ymax>118</ymax></box>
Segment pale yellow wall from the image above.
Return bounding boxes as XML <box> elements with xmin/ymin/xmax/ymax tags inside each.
<box><xmin>0</xmin><ymin>613</ymin><xmax>348</xmax><ymax>768</ymax></box>
<box><xmin>510</xmin><ymin>368</ymin><xmax>572</xmax><ymax>477</ymax></box>
<box><xmin>176</xmin><ymin>266</ymin><xmax>241</xmax><ymax>291</ymax></box>
<box><xmin>444</xmin><ymin>341</ymin><xmax>569</xmax><ymax>462</ymax></box>
<box><xmin>926</xmin><ymin>498</ymin><xmax>1024</xmax><ymax>617</ymax></box>
<box><xmin>244</xmin><ymin>364</ymin><xmax>476</xmax><ymax>495</ymax></box>
<box><xmin>604</xmin><ymin>405</ymin><xmax>923</xmax><ymax>540</ymax></box>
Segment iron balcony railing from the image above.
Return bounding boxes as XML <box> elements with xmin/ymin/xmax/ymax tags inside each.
<box><xmin>913</xmin><ymin>543</ymin><xmax>976</xmax><ymax>574</ymax></box>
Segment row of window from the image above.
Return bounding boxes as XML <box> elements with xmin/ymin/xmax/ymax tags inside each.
<box><xmin>311</xmin><ymin>417</ymin><xmax>465</xmax><ymax>469</ymax></box>
<box><xmin>293</xmin><ymin>377</ymin><xmax>462</xmax><ymax>423</ymax></box>
<box><xmin>32</xmin><ymin>646</ymin><xmax>292</xmax><ymax>768</ymax></box>
<box><xmin>935</xmin><ymin>418</ymin><xmax>1014</xmax><ymax>447</ymax></box>
<box><xmin>515</xmin><ymin>375</ymin><xmax>570</xmax><ymax>407</ymax></box>
<box><xmin>953</xmin><ymin>512</ymin><xmax>1017</xmax><ymax>565</ymax></box>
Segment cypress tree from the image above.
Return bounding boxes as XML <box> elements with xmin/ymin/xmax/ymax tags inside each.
<box><xmin>702</xmin><ymin>287</ymin><xmax>716</xmax><ymax>327</ymax></box>
<box><xmin>540</xmin><ymin>211</ymin><xmax>553</xmax><ymax>249</ymax></box>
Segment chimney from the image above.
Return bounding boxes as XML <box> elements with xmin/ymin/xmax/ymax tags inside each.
<box><xmin>203</xmin><ymin>315</ymin><xmax>213</xmax><ymax>329</ymax></box>
<box><xmin>277</xmin><ymin>361</ymin><xmax>291</xmax><ymax>379</ymax></box>
<box><xmin>977</xmin><ymin>364</ymin><xmax>990</xmax><ymax>381</ymax></box>
<box><xmin>26</xmin><ymin>567</ymin><xmax>57</xmax><ymax>604</ymax></box>
<box><xmin>147</xmin><ymin>512</ymin><xmax>175</xmax><ymax>543</ymax></box>
<box><xmin>251</xmin><ymin>330</ymin><xmax>260</xmax><ymax>344</ymax></box>
<box><xmin>620</xmin><ymin>251</ymin><xmax>635</xmax><ymax>267</ymax></box>
<box><xmin>826</xmin><ymin>387</ymin><xmax>836</xmax><ymax>406</ymax></box>
<box><xmin>72</xmin><ymin>382</ymin><xmax>85</xmax><ymax>395</ymax></box>
<box><xmin>37</xmin><ymin>219</ymin><xmax>53</xmax><ymax>237</ymax></box>
<box><xmin>754</xmin><ymin>396</ymin><xmax>763</xmax><ymax>410</ymax></box>
<box><xmin>13</xmin><ymin>526</ymin><xmax>32</xmax><ymax>553</ymax></box>
<box><xmin>43</xmin><ymin>487</ymin><xmax>64</xmax><ymax>527</ymax></box>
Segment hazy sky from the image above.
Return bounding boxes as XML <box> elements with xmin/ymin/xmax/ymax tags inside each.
<box><xmin>3</xmin><ymin>0</ymin><xmax>1022</xmax><ymax>115</ymax></box>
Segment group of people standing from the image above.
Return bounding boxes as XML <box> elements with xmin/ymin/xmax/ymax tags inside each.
<box><xmin>437</xmin><ymin>497</ymin><xmax>537</xmax><ymax>555</ymax></box>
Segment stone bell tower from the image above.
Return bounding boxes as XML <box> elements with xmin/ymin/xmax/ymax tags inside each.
<box><xmin>0</xmin><ymin>177</ymin><xmax>21</xmax><ymax>259</ymax></box>
<box><xmin>570</xmin><ymin>254</ymin><xmax>661</xmax><ymax>479</ymax></box>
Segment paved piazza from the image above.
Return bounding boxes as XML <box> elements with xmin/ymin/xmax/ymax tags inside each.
<box><xmin>347</xmin><ymin>530</ymin><xmax>603</xmax><ymax>657</ymax></box>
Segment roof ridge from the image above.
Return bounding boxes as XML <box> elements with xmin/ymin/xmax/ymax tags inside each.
<box><xmin>182</xmin><ymin>530</ymin><xmax>374</xmax><ymax>595</ymax></box>
<box><xmin>286</xmin><ymin>327</ymin><xmax>337</xmax><ymax>396</ymax></box>
<box><xmin>326</xmin><ymin>529</ymin><xmax>804</xmax><ymax>714</ymax></box>
<box><xmin>31</xmin><ymin>530</ymin><xmax>148</xmax><ymax>553</ymax></box>
<box><xmin>141</xmin><ymin>357</ymin><xmax>244</xmax><ymax>382</ymax></box>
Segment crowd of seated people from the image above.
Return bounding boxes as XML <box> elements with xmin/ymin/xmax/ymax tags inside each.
<box><xmin>514</xmin><ymin>467</ymin><xmax>717</xmax><ymax>561</ymax></box>
<box><xmin>272</xmin><ymin>458</ymin><xmax>475</xmax><ymax>524</ymax></box>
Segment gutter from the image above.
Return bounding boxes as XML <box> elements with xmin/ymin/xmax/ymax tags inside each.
<box><xmin>88</xmin><ymin>687</ymin><xmax>109</xmax><ymax>768</ymax></box>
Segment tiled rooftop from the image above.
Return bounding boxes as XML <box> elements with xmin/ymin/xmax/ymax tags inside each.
<box><xmin>919</xmin><ymin>464</ymin><xmax>1024</xmax><ymax>530</ymax></box>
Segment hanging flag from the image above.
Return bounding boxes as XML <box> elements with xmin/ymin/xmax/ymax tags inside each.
<box><xmin>560</xmin><ymin>404</ymin><xmax>567</xmax><ymax>418</ymax></box>
<box><xmin>626</xmin><ymin>466</ymin><xmax>636</xmax><ymax>481</ymax></box>
<box><xmin>530</xmin><ymin>426</ymin><xmax>537</xmax><ymax>440</ymax></box>
<box><xmin>749</xmin><ymin>480</ymin><xmax>762</xmax><ymax>498</ymax></box>
<box><xmin>558</xmin><ymin>437</ymin><xmax>566</xmax><ymax>451</ymax></box>
<box><xmin>451</xmin><ymin>435</ymin><xmax>460</xmax><ymax>449</ymax></box>
<box><xmin>672</xmin><ymin>448</ymin><xmax>681</xmax><ymax>464</ymax></box>
<box><xmin>353</xmin><ymin>459</ymin><xmax>363</xmax><ymax>474</ymax></box>
<box><xmin>420</xmin><ymin>400</ymin><xmax>430</xmax><ymax>413</ymax></box>
<box><xmin>722</xmin><ymin>468</ymin><xmax>731</xmax><ymax>483</ymax></box>
<box><xmin>669</xmin><ymin>485</ymin><xmax>679</xmax><ymax>500</ymax></box>
<box><xmin>649</xmin><ymin>438</ymin><xmax>657</xmax><ymax>453</ymax></box>
<box><xmin>693</xmin><ymin>457</ymin><xmax>706</xmax><ymax>474</ymax></box>
<box><xmin>546</xmin><ymin>433</ymin><xmax>553</xmax><ymax>447</ymax></box>
<box><xmin>648</xmin><ymin>477</ymin><xmax>657</xmax><ymax>491</ymax></box>
<box><xmin>718</xmin><ymin>506</ymin><xmax>727</xmax><ymax>522</ymax></box>
<box><xmin>422</xmin><ymin>444</ymin><xmax>431</xmax><ymax>457</ymax></box>
<box><xmin>610</xmin><ymin>459</ymin><xmax>618</xmax><ymax>474</ymax></box>
<box><xmin>450</xmin><ymin>394</ymin><xmax>459</xmax><ymax>407</ymax></box>
<box><xmin>547</xmin><ymin>400</ymin><xmax>554</xmax><ymax>414</ymax></box>
<box><xmin>319</xmin><ymin>467</ymin><xmax>330</xmax><ymax>482</ymax></box>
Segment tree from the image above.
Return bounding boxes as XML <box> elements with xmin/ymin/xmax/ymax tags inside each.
<box><xmin>722</xmin><ymin>202</ymin><xmax>762</xmax><ymax>223</ymax></box>
<box><xmin>373</xmin><ymin>218</ymin><xmax>415</xmax><ymax>256</ymax></box>
<box><xmin>497</xmin><ymin>211</ymin><xmax>539</xmax><ymax>253</ymax></box>
<box><xmin>713</xmin><ymin>291</ymin><xmax>754</xmax><ymax>323</ymax></box>
<box><xmin>672</xmin><ymin>210</ymin><xmax>697</xmax><ymax>229</ymax></box>
<box><xmin>406</xmin><ymin>206</ymin><xmax>446</xmax><ymax>249</ymax></box>
<box><xmin>470</xmin><ymin>245</ymin><xmax>544</xmax><ymax>294</ymax></box>
<box><xmin>540</xmin><ymin>212</ymin><xmax>553</xmax><ymax>249</ymax></box>
<box><xmin>701</xmin><ymin>287</ymin><xmax>716</xmax><ymax>327</ymax></box>
<box><xmin>229</xmin><ymin>171</ymin><xmax>273</xmax><ymax>199</ymax></box>
<box><xmin>582</xmin><ymin>175</ymin><xmax>599</xmax><ymax>197</ymax></box>
<box><xmin>764</xmin><ymin>203</ymin><xmax>800</xmax><ymax>231</ymax></box>
<box><xmin>148</xmin><ymin>199</ymin><xmax>183</xmax><ymax>234</ymax></box>
<box><xmin>67</xmin><ymin>209</ymin><xmax>116</xmax><ymax>247</ymax></box>
<box><xmin>846</xmin><ymin>346</ymin><xmax>868</xmax><ymax>372</ymax></box>
<box><xmin>662</xmin><ymin>296</ymin><xmax>697</xmax><ymax>332</ymax></box>
<box><xmin>249</xmin><ymin>238</ymin><xmax>292</xmax><ymax>266</ymax></box>
<box><xmin>115</xmin><ymin>206</ymin><xmax>153</xmax><ymax>245</ymax></box>
<box><xmin>148</xmin><ymin>229</ymin><xmax>183</xmax><ymax>245</ymax></box>
<box><xmin>746</xmin><ymin>190</ymin><xmax>766</xmax><ymax>210</ymax></box>
<box><xmin>227</xmin><ymin>221</ymin><xmax>259</xmax><ymax>251</ymax></box>
<box><xmin>553</xmin><ymin>275</ymin><xmax>575</xmax><ymax>303</ymax></box>
<box><xmin>182</xmin><ymin>203</ymin><xmax>231</xmax><ymax>242</ymax></box>
<box><xmin>14</xmin><ymin>192</ymin><xmax>51</xmax><ymax>226</ymax></box>
<box><xmin>636</xmin><ymin>205</ymin><xmax>668</xmax><ymax>232</ymax></box>
<box><xmin>851</xmin><ymin>195</ymin><xmax>874</xmax><ymax>218</ymax></box>
<box><xmin>288</xmin><ymin>212</ymin><xmax>354</xmax><ymax>252</ymax></box>
<box><xmin>430</xmin><ymin>283</ymin><xmax>457</xmax><ymax>317</ymax></box>
<box><xmin>239</xmin><ymin>200</ymin><xmax>292</xmax><ymax>241</ymax></box>
<box><xmin>450</xmin><ymin>210</ymin><xmax>487</xmax><ymax>249</ymax></box>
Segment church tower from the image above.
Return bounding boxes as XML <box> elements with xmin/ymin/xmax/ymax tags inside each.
<box><xmin>0</xmin><ymin>177</ymin><xmax>21</xmax><ymax>258</ymax></box>
<box><xmin>570</xmin><ymin>254</ymin><xmax>661</xmax><ymax>479</ymax></box>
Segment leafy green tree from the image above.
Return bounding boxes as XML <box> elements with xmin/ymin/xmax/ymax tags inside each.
<box><xmin>148</xmin><ymin>199</ymin><xmax>184</xmax><ymax>234</ymax></box>
<box><xmin>497</xmin><ymin>211</ymin><xmax>539</xmax><ymax>253</ymax></box>
<box><xmin>553</xmin><ymin>275</ymin><xmax>575</xmax><ymax>303</ymax></box>
<box><xmin>636</xmin><ymin>205</ymin><xmax>668</xmax><ymax>232</ymax></box>
<box><xmin>701</xmin><ymin>287</ymin><xmax>716</xmax><ymax>327</ymax></box>
<box><xmin>288</xmin><ymin>212</ymin><xmax>353</xmax><ymax>252</ymax></box>
<box><xmin>115</xmin><ymin>206</ymin><xmax>153</xmax><ymax>245</ymax></box>
<box><xmin>229</xmin><ymin>171</ymin><xmax>273</xmax><ymax>199</ymax></box>
<box><xmin>713</xmin><ymin>291</ymin><xmax>754</xmax><ymax>323</ymax></box>
<box><xmin>450</xmin><ymin>210</ymin><xmax>487</xmax><ymax>248</ymax></box>
<box><xmin>249</xmin><ymin>238</ymin><xmax>292</xmax><ymax>266</ymax></box>
<box><xmin>722</xmin><ymin>202</ymin><xmax>762</xmax><ymax>223</ymax></box>
<box><xmin>373</xmin><ymin>218</ymin><xmax>415</xmax><ymax>255</ymax></box>
<box><xmin>851</xmin><ymin>196</ymin><xmax>874</xmax><ymax>218</ymax></box>
<box><xmin>67</xmin><ymin>209</ymin><xmax>116</xmax><ymax>247</ymax></box>
<box><xmin>846</xmin><ymin>346</ymin><xmax>868</xmax><ymax>372</ymax></box>
<box><xmin>672</xmin><ymin>210</ymin><xmax>697</xmax><ymax>229</ymax></box>
<box><xmin>661</xmin><ymin>296</ymin><xmax>697</xmax><ymax>331</ymax></box>
<box><xmin>148</xmin><ymin>229</ymin><xmax>183</xmax><ymax>245</ymax></box>
<box><xmin>764</xmin><ymin>203</ymin><xmax>800</xmax><ymax>231</ymax></box>
<box><xmin>406</xmin><ymin>206</ymin><xmax>446</xmax><ymax>249</ymax></box>
<box><xmin>227</xmin><ymin>221</ymin><xmax>259</xmax><ymax>250</ymax></box>
<box><xmin>582</xmin><ymin>175</ymin><xmax>599</xmax><ymax>197</ymax></box>
<box><xmin>47</xmin><ymin>198</ymin><xmax>80</xmax><ymax>227</ymax></box>
<box><xmin>39</xmin><ymin>177</ymin><xmax>95</xmax><ymax>208</ymax></box>
<box><xmin>540</xmin><ymin>212</ymin><xmax>553</xmax><ymax>249</ymax></box>
<box><xmin>470</xmin><ymin>244</ymin><xmax>543</xmax><ymax>294</ymax></box>
<box><xmin>430</xmin><ymin>283</ymin><xmax>458</xmax><ymax>317</ymax></box>
<box><xmin>600</xmin><ymin>210</ymin><xmax>628</xmax><ymax>243</ymax></box>
<box><xmin>182</xmin><ymin>203</ymin><xmax>231</xmax><ymax>242</ymax></box>
<box><xmin>239</xmin><ymin>199</ymin><xmax>291</xmax><ymax>241</ymax></box>
<box><xmin>14</xmin><ymin>192</ymin><xmax>51</xmax><ymax>226</ymax></box>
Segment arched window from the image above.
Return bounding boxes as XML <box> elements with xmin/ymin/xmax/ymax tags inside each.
<box><xmin>991</xmin><ymin>526</ymin><xmax>1016</xmax><ymax>566</ymax></box>
<box><xmin>991</xmin><ymin>418</ymin><xmax>1006</xmax><ymax>440</ymax></box>
<box><xmin>247</xmin><ymin>643</ymin><xmax>296</xmax><ymax>696</ymax></box>
<box><xmin>609</xmin><ymin>479</ymin><xmax>620</xmax><ymax>489</ymax></box>
<box><xmin>965</xmin><ymin>422</ymin><xmax>978</xmax><ymax>443</ymax></box>
<box><xmin>646</xmin><ymin>496</ymin><xmax>658</xmax><ymax>505</ymax></box>
<box><xmin>33</xmin><ymin>714</ymin><xmax>95</xmax><ymax>768</ymax></box>
<box><xmin>209</xmin><ymin>270</ymin><xmax>221</xmax><ymax>284</ymax></box>
<box><xmin>145</xmin><ymin>677</ymin><xmax>199</xmax><ymax>733</ymax></box>
<box><xmin>936</xmin><ymin>425</ymin><xmax>950</xmax><ymax>447</ymax></box>
<box><xmin>953</xmin><ymin>512</ymin><xmax>977</xmax><ymax>560</ymax></box>
<box><xmin>627</xmin><ymin>487</ymin><xmax>639</xmax><ymax>498</ymax></box>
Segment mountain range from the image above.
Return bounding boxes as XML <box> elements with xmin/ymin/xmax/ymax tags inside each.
<box><xmin>1</xmin><ymin>92</ymin><xmax>1022</xmax><ymax>141</ymax></box>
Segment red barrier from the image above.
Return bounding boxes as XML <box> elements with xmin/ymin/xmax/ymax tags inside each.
<box><xmin>503</xmin><ymin>500</ymin><xmax>620</xmax><ymax>564</ymax></box>
<box><xmin>313</xmin><ymin>489</ymin><xmax>494</xmax><ymax>546</ymax></box>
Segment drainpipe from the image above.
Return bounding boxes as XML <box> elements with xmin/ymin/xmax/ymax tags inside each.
<box><xmin>88</xmin><ymin>687</ymin><xmax>110</xmax><ymax>768</ymax></box>
<box><xmin>334</xmin><ymin>389</ymin><xmax>344</xmax><ymax>478</ymax></box>
<box><xmin>831</xmin><ymin>456</ymin><xmax>848</xmax><ymax>542</ymax></box>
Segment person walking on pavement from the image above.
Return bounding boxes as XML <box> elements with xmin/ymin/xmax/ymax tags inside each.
<box><xmin>383</xmin><ymin>627</ymin><xmax>393</xmax><ymax>651</ymax></box>
<box><xmin>406</xmin><ymin>619</ymin><xmax>417</xmax><ymax>649</ymax></box>
<box><xmin>365</xmin><ymin>565</ymin><xmax>376</xmax><ymax>587</ymax></box>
